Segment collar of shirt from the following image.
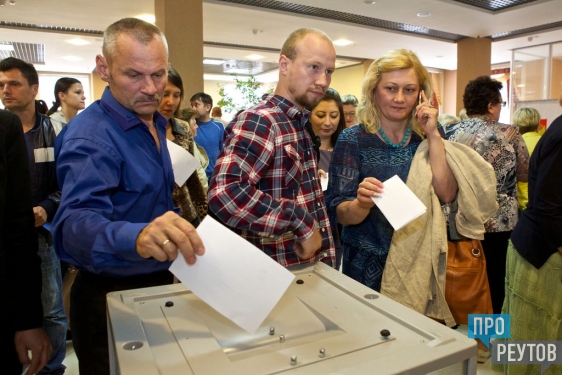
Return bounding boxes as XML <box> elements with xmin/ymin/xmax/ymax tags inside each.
<box><xmin>99</xmin><ymin>86</ymin><xmax>168</xmax><ymax>132</ymax></box>
<box><xmin>266</xmin><ymin>94</ymin><xmax>310</xmax><ymax>128</ymax></box>
<box><xmin>170</xmin><ymin>117</ymin><xmax>187</xmax><ymax>137</ymax></box>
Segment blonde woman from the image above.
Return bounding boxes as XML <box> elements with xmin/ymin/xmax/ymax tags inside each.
<box><xmin>325</xmin><ymin>49</ymin><xmax>456</xmax><ymax>292</ymax></box>
<box><xmin>513</xmin><ymin>107</ymin><xmax>541</xmax><ymax>211</ymax></box>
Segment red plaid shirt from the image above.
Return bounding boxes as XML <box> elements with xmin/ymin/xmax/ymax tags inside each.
<box><xmin>208</xmin><ymin>95</ymin><xmax>335</xmax><ymax>267</ymax></box>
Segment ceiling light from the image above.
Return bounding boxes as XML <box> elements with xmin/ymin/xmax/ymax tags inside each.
<box><xmin>0</xmin><ymin>44</ymin><xmax>14</xmax><ymax>51</ymax></box>
<box><xmin>246</xmin><ymin>54</ymin><xmax>263</xmax><ymax>60</ymax></box>
<box><xmin>135</xmin><ymin>14</ymin><xmax>155</xmax><ymax>23</ymax></box>
<box><xmin>417</xmin><ymin>12</ymin><xmax>431</xmax><ymax>17</ymax></box>
<box><xmin>62</xmin><ymin>56</ymin><xmax>82</xmax><ymax>62</ymax></box>
<box><xmin>9</xmin><ymin>0</ymin><xmax>14</xmax><ymax>4</ymax></box>
<box><xmin>333</xmin><ymin>39</ymin><xmax>353</xmax><ymax>46</ymax></box>
<box><xmin>224</xmin><ymin>68</ymin><xmax>250</xmax><ymax>75</ymax></box>
<box><xmin>363</xmin><ymin>1</ymin><xmax>376</xmax><ymax>4</ymax></box>
<box><xmin>203</xmin><ymin>59</ymin><xmax>224</xmax><ymax>65</ymax></box>
<box><xmin>400</xmin><ymin>24</ymin><xmax>429</xmax><ymax>34</ymax></box>
<box><xmin>67</xmin><ymin>38</ymin><xmax>89</xmax><ymax>46</ymax></box>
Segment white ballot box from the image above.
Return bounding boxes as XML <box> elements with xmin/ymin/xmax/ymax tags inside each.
<box><xmin>107</xmin><ymin>262</ymin><xmax>477</xmax><ymax>375</ymax></box>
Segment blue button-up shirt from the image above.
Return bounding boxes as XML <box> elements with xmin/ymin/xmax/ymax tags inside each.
<box><xmin>52</xmin><ymin>87</ymin><xmax>175</xmax><ymax>277</ymax></box>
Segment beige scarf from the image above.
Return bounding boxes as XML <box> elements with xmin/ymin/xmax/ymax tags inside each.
<box><xmin>381</xmin><ymin>140</ymin><xmax>497</xmax><ymax>326</ymax></box>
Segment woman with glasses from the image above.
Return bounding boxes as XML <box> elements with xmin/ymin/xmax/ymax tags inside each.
<box><xmin>444</xmin><ymin>75</ymin><xmax>529</xmax><ymax>316</ymax></box>
<box><xmin>342</xmin><ymin>94</ymin><xmax>358</xmax><ymax>128</ymax></box>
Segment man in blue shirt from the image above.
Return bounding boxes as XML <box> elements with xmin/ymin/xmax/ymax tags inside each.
<box><xmin>52</xmin><ymin>18</ymin><xmax>205</xmax><ymax>375</ymax></box>
<box><xmin>190</xmin><ymin>92</ymin><xmax>224</xmax><ymax>178</ymax></box>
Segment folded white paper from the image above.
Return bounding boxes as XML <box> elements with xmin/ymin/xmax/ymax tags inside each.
<box><xmin>169</xmin><ymin>216</ymin><xmax>295</xmax><ymax>333</ymax></box>
<box><xmin>371</xmin><ymin>174</ymin><xmax>426</xmax><ymax>230</ymax></box>
<box><xmin>166</xmin><ymin>139</ymin><xmax>199</xmax><ymax>186</ymax></box>
<box><xmin>320</xmin><ymin>173</ymin><xmax>329</xmax><ymax>192</ymax></box>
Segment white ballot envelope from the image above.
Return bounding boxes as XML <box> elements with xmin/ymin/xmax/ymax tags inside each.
<box><xmin>320</xmin><ymin>173</ymin><xmax>329</xmax><ymax>192</ymax></box>
<box><xmin>371</xmin><ymin>174</ymin><xmax>426</xmax><ymax>230</ymax></box>
<box><xmin>166</xmin><ymin>139</ymin><xmax>199</xmax><ymax>186</ymax></box>
<box><xmin>169</xmin><ymin>216</ymin><xmax>295</xmax><ymax>333</ymax></box>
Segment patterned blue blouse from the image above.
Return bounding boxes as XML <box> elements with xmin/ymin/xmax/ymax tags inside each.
<box><xmin>325</xmin><ymin>124</ymin><xmax>430</xmax><ymax>291</ymax></box>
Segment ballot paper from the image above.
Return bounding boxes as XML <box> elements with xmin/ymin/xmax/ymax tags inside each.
<box><xmin>320</xmin><ymin>173</ymin><xmax>329</xmax><ymax>191</ymax></box>
<box><xmin>166</xmin><ymin>139</ymin><xmax>199</xmax><ymax>186</ymax></box>
<box><xmin>371</xmin><ymin>174</ymin><xmax>426</xmax><ymax>231</ymax></box>
<box><xmin>169</xmin><ymin>216</ymin><xmax>295</xmax><ymax>333</ymax></box>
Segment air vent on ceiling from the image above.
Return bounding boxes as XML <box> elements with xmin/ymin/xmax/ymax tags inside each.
<box><xmin>0</xmin><ymin>41</ymin><xmax>45</xmax><ymax>64</ymax></box>
<box><xmin>214</xmin><ymin>0</ymin><xmax>467</xmax><ymax>41</ymax></box>
<box><xmin>451</xmin><ymin>0</ymin><xmax>539</xmax><ymax>12</ymax></box>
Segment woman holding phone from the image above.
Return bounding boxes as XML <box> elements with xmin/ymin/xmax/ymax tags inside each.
<box><xmin>325</xmin><ymin>49</ymin><xmax>457</xmax><ymax>292</ymax></box>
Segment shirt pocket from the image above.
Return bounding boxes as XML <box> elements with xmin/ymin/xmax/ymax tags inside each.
<box><xmin>283</xmin><ymin>144</ymin><xmax>303</xmax><ymax>192</ymax></box>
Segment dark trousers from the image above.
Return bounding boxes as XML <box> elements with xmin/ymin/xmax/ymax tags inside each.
<box><xmin>481</xmin><ymin>231</ymin><xmax>512</xmax><ymax>314</ymax></box>
<box><xmin>71</xmin><ymin>270</ymin><xmax>174</xmax><ymax>375</ymax></box>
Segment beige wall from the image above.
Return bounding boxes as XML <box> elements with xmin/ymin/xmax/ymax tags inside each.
<box><xmin>155</xmin><ymin>0</ymin><xmax>204</xmax><ymax>109</ymax></box>
<box><xmin>443</xmin><ymin>70</ymin><xmax>457</xmax><ymax>117</ymax></box>
<box><xmin>91</xmin><ymin>71</ymin><xmax>106</xmax><ymax>100</ymax></box>
<box><xmin>330</xmin><ymin>63</ymin><xmax>365</xmax><ymax>101</ymax></box>
<box><xmin>456</xmin><ymin>37</ymin><xmax>491</xmax><ymax>114</ymax></box>
<box><xmin>551</xmin><ymin>58</ymin><xmax>562</xmax><ymax>99</ymax></box>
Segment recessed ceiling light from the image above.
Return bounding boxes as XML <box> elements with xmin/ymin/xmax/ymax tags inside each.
<box><xmin>363</xmin><ymin>0</ymin><xmax>376</xmax><ymax>4</ymax></box>
<box><xmin>417</xmin><ymin>12</ymin><xmax>431</xmax><ymax>17</ymax></box>
<box><xmin>0</xmin><ymin>44</ymin><xmax>14</xmax><ymax>51</ymax></box>
<box><xmin>135</xmin><ymin>14</ymin><xmax>155</xmax><ymax>23</ymax></box>
<box><xmin>333</xmin><ymin>39</ymin><xmax>353</xmax><ymax>46</ymax></box>
<box><xmin>62</xmin><ymin>56</ymin><xmax>82</xmax><ymax>62</ymax></box>
<box><xmin>246</xmin><ymin>54</ymin><xmax>263</xmax><ymax>60</ymax></box>
<box><xmin>67</xmin><ymin>38</ymin><xmax>89</xmax><ymax>46</ymax></box>
<box><xmin>224</xmin><ymin>68</ymin><xmax>250</xmax><ymax>75</ymax></box>
<box><xmin>203</xmin><ymin>59</ymin><xmax>224</xmax><ymax>65</ymax></box>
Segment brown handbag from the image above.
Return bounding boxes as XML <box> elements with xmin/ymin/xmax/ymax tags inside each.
<box><xmin>445</xmin><ymin>239</ymin><xmax>493</xmax><ymax>325</ymax></box>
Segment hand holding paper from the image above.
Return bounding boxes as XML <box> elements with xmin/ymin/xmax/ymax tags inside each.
<box><xmin>371</xmin><ymin>175</ymin><xmax>426</xmax><ymax>230</ymax></box>
<box><xmin>169</xmin><ymin>216</ymin><xmax>295</xmax><ymax>333</ymax></box>
<box><xmin>166</xmin><ymin>139</ymin><xmax>199</xmax><ymax>186</ymax></box>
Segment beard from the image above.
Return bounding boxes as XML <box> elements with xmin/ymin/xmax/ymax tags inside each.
<box><xmin>294</xmin><ymin>91</ymin><xmax>324</xmax><ymax>111</ymax></box>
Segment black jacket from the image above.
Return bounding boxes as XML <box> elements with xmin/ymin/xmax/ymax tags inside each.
<box><xmin>0</xmin><ymin>109</ymin><xmax>43</xmax><ymax>332</ymax></box>
<box><xmin>26</xmin><ymin>113</ymin><xmax>60</xmax><ymax>227</ymax></box>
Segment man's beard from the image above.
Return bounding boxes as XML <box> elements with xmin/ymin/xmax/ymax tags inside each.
<box><xmin>294</xmin><ymin>91</ymin><xmax>323</xmax><ymax>111</ymax></box>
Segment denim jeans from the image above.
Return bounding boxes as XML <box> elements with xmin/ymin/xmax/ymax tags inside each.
<box><xmin>38</xmin><ymin>233</ymin><xmax>67</xmax><ymax>374</ymax></box>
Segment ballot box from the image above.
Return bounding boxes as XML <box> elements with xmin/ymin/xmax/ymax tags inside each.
<box><xmin>107</xmin><ymin>262</ymin><xmax>477</xmax><ymax>375</ymax></box>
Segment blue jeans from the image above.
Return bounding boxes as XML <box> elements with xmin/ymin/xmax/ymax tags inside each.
<box><xmin>38</xmin><ymin>233</ymin><xmax>67</xmax><ymax>374</ymax></box>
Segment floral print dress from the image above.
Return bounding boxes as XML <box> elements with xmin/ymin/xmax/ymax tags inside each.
<box><xmin>444</xmin><ymin>117</ymin><xmax>529</xmax><ymax>232</ymax></box>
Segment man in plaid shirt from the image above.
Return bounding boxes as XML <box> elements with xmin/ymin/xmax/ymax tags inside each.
<box><xmin>208</xmin><ymin>28</ymin><xmax>336</xmax><ymax>268</ymax></box>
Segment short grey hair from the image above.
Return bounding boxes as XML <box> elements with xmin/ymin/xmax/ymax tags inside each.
<box><xmin>342</xmin><ymin>94</ymin><xmax>358</xmax><ymax>107</ymax></box>
<box><xmin>102</xmin><ymin>18</ymin><xmax>168</xmax><ymax>64</ymax></box>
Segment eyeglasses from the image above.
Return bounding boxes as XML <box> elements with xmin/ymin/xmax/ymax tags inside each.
<box><xmin>344</xmin><ymin>112</ymin><xmax>356</xmax><ymax>117</ymax></box>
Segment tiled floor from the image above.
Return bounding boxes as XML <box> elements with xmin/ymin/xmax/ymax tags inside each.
<box><xmin>455</xmin><ymin>324</ymin><xmax>501</xmax><ymax>375</ymax></box>
<box><xmin>63</xmin><ymin>341</ymin><xmax>78</xmax><ymax>374</ymax></box>
<box><xmin>62</xmin><ymin>327</ymin><xmax>502</xmax><ymax>374</ymax></box>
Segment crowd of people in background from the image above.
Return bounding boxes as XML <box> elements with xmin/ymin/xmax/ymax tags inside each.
<box><xmin>1</xmin><ymin>16</ymin><xmax>561</xmax><ymax>375</ymax></box>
